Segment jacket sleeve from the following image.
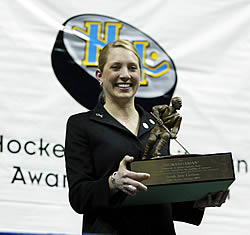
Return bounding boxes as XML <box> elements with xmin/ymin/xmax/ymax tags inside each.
<box><xmin>172</xmin><ymin>201</ymin><xmax>205</xmax><ymax>226</ymax></box>
<box><xmin>65</xmin><ymin>115</ymin><xmax>124</xmax><ymax>214</ymax></box>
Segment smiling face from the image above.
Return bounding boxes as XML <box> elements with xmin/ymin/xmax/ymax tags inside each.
<box><xmin>96</xmin><ymin>47</ymin><xmax>141</xmax><ymax>105</ymax></box>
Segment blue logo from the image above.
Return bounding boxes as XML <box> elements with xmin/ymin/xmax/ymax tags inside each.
<box><xmin>51</xmin><ymin>14</ymin><xmax>177</xmax><ymax>110</ymax></box>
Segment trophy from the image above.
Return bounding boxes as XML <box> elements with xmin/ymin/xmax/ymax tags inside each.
<box><xmin>125</xmin><ymin>97</ymin><xmax>235</xmax><ymax>206</ymax></box>
<box><xmin>143</xmin><ymin>97</ymin><xmax>188</xmax><ymax>159</ymax></box>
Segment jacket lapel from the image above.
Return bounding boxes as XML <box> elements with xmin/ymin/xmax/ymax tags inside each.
<box><xmin>89</xmin><ymin>102</ymin><xmax>156</xmax><ymax>137</ymax></box>
<box><xmin>89</xmin><ymin>103</ymin><xmax>130</xmax><ymax>134</ymax></box>
<box><xmin>137</xmin><ymin>108</ymin><xmax>156</xmax><ymax>137</ymax></box>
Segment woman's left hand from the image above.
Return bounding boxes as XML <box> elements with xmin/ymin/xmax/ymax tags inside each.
<box><xmin>193</xmin><ymin>190</ymin><xmax>230</xmax><ymax>209</ymax></box>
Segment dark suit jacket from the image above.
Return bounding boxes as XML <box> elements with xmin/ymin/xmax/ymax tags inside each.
<box><xmin>65</xmin><ymin>102</ymin><xmax>204</xmax><ymax>235</ymax></box>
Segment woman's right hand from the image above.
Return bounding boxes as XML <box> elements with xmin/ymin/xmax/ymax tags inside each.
<box><xmin>109</xmin><ymin>155</ymin><xmax>150</xmax><ymax>196</ymax></box>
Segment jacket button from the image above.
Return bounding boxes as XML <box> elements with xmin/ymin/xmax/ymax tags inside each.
<box><xmin>142</xmin><ymin>122</ymin><xmax>149</xmax><ymax>129</ymax></box>
<box><xmin>149</xmin><ymin>119</ymin><xmax>155</xmax><ymax>125</ymax></box>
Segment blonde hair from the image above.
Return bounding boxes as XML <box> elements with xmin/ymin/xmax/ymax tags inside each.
<box><xmin>98</xmin><ymin>40</ymin><xmax>142</xmax><ymax>72</ymax></box>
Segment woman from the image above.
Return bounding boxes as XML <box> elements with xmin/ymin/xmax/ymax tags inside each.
<box><xmin>65</xmin><ymin>40</ymin><xmax>227</xmax><ymax>234</ymax></box>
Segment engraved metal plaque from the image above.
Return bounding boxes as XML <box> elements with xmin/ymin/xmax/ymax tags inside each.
<box><xmin>124</xmin><ymin>152</ymin><xmax>235</xmax><ymax>205</ymax></box>
<box><xmin>131</xmin><ymin>153</ymin><xmax>234</xmax><ymax>186</ymax></box>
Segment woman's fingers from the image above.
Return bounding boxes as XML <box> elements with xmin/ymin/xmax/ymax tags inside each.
<box><xmin>122</xmin><ymin>183</ymin><xmax>147</xmax><ymax>195</ymax></box>
<box><xmin>207</xmin><ymin>193</ymin><xmax>212</xmax><ymax>206</ymax></box>
<box><xmin>213</xmin><ymin>191</ymin><xmax>223</xmax><ymax>206</ymax></box>
<box><xmin>123</xmin><ymin>184</ymin><xmax>137</xmax><ymax>196</ymax></box>
<box><xmin>125</xmin><ymin>177</ymin><xmax>148</xmax><ymax>192</ymax></box>
<box><xmin>127</xmin><ymin>171</ymin><xmax>150</xmax><ymax>181</ymax></box>
<box><xmin>117</xmin><ymin>172</ymin><xmax>149</xmax><ymax>194</ymax></box>
<box><xmin>120</xmin><ymin>155</ymin><xmax>150</xmax><ymax>180</ymax></box>
<box><xmin>119</xmin><ymin>155</ymin><xmax>134</xmax><ymax>168</ymax></box>
<box><xmin>215</xmin><ymin>190</ymin><xmax>230</xmax><ymax>206</ymax></box>
<box><xmin>117</xmin><ymin>155</ymin><xmax>150</xmax><ymax>195</ymax></box>
<box><xmin>220</xmin><ymin>190</ymin><xmax>230</xmax><ymax>204</ymax></box>
<box><xmin>193</xmin><ymin>190</ymin><xmax>230</xmax><ymax>209</ymax></box>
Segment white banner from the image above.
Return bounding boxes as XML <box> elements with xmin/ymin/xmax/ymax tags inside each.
<box><xmin>1</xmin><ymin>0</ymin><xmax>249</xmax><ymax>234</ymax></box>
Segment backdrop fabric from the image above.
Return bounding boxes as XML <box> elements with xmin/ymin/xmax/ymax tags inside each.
<box><xmin>1</xmin><ymin>0</ymin><xmax>250</xmax><ymax>234</ymax></box>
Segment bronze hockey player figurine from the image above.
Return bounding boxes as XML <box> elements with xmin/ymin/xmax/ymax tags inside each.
<box><xmin>143</xmin><ymin>97</ymin><xmax>182</xmax><ymax>159</ymax></box>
